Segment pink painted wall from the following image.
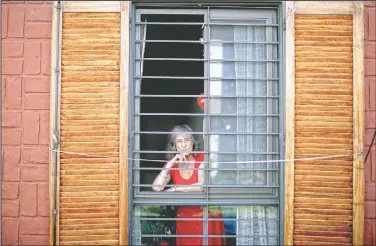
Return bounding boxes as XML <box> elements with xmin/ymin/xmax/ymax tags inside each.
<box><xmin>364</xmin><ymin>1</ymin><xmax>376</xmax><ymax>245</ymax></box>
<box><xmin>1</xmin><ymin>1</ymin><xmax>375</xmax><ymax>245</ymax></box>
<box><xmin>2</xmin><ymin>1</ymin><xmax>51</xmax><ymax>245</ymax></box>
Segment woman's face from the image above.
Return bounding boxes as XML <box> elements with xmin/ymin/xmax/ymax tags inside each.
<box><xmin>174</xmin><ymin>134</ymin><xmax>193</xmax><ymax>154</ymax></box>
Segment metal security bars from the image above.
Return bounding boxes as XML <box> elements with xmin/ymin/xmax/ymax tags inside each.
<box><xmin>130</xmin><ymin>5</ymin><xmax>283</xmax><ymax>246</ymax></box>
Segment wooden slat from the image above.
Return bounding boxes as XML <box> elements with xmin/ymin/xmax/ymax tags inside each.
<box><xmin>284</xmin><ymin>2</ymin><xmax>295</xmax><ymax>245</ymax></box>
<box><xmin>50</xmin><ymin>2</ymin><xmax>62</xmax><ymax>245</ymax></box>
<box><xmin>352</xmin><ymin>2</ymin><xmax>365</xmax><ymax>245</ymax></box>
<box><xmin>58</xmin><ymin>11</ymin><xmax>121</xmax><ymax>245</ymax></box>
<box><xmin>293</xmin><ymin>13</ymin><xmax>355</xmax><ymax>245</ymax></box>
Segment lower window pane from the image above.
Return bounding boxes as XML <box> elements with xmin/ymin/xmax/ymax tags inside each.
<box><xmin>132</xmin><ymin>205</ymin><xmax>279</xmax><ymax>245</ymax></box>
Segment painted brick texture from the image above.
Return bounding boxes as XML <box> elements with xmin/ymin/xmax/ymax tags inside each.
<box><xmin>2</xmin><ymin>1</ymin><xmax>51</xmax><ymax>245</ymax></box>
<box><xmin>365</xmin><ymin>2</ymin><xmax>376</xmax><ymax>246</ymax></box>
<box><xmin>1</xmin><ymin>1</ymin><xmax>376</xmax><ymax>245</ymax></box>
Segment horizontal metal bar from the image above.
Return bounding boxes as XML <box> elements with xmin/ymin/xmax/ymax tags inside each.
<box><xmin>133</xmin><ymin>217</ymin><xmax>279</xmax><ymax>222</ymax></box>
<box><xmin>135</xmin><ymin>21</ymin><xmax>279</xmax><ymax>27</ymax></box>
<box><xmin>136</xmin><ymin>58</ymin><xmax>280</xmax><ymax>62</ymax></box>
<box><xmin>134</xmin><ymin>167</ymin><xmax>280</xmax><ymax>171</ymax></box>
<box><xmin>134</xmin><ymin>150</ymin><xmax>279</xmax><ymax>155</ymax></box>
<box><xmin>135</xmin><ymin>76</ymin><xmax>279</xmax><ymax>80</ymax></box>
<box><xmin>133</xmin><ymin>200</ymin><xmax>279</xmax><ymax>206</ymax></box>
<box><xmin>134</xmin><ymin>184</ymin><xmax>279</xmax><ymax>188</ymax></box>
<box><xmin>135</xmin><ymin>95</ymin><xmax>279</xmax><ymax>98</ymax></box>
<box><xmin>134</xmin><ymin>113</ymin><xmax>279</xmax><ymax>117</ymax></box>
<box><xmin>133</xmin><ymin>131</ymin><xmax>280</xmax><ymax>135</ymax></box>
<box><xmin>135</xmin><ymin>40</ymin><xmax>279</xmax><ymax>44</ymax></box>
<box><xmin>133</xmin><ymin>234</ymin><xmax>279</xmax><ymax>238</ymax></box>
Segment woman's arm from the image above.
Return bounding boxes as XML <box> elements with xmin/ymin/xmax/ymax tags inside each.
<box><xmin>152</xmin><ymin>167</ymin><xmax>171</xmax><ymax>192</ymax></box>
<box><xmin>152</xmin><ymin>154</ymin><xmax>184</xmax><ymax>192</ymax></box>
<box><xmin>166</xmin><ymin>162</ymin><xmax>205</xmax><ymax>192</ymax></box>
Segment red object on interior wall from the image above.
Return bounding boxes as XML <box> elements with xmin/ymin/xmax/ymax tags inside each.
<box><xmin>197</xmin><ymin>93</ymin><xmax>205</xmax><ymax>110</ymax></box>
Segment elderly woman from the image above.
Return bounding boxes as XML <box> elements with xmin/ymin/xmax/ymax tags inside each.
<box><xmin>152</xmin><ymin>125</ymin><xmax>225</xmax><ymax>246</ymax></box>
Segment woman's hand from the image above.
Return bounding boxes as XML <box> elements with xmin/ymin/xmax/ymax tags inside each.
<box><xmin>172</xmin><ymin>154</ymin><xmax>187</xmax><ymax>165</ymax></box>
<box><xmin>164</xmin><ymin>186</ymin><xmax>176</xmax><ymax>192</ymax></box>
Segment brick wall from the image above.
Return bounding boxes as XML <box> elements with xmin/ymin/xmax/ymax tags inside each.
<box><xmin>1</xmin><ymin>1</ymin><xmax>376</xmax><ymax>245</ymax></box>
<box><xmin>2</xmin><ymin>1</ymin><xmax>51</xmax><ymax>245</ymax></box>
<box><xmin>364</xmin><ymin>2</ymin><xmax>376</xmax><ymax>245</ymax></box>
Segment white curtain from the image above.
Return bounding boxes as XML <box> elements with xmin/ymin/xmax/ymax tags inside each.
<box><xmin>209</xmin><ymin>22</ymin><xmax>278</xmax><ymax>245</ymax></box>
<box><xmin>133</xmin><ymin>18</ymin><xmax>148</xmax><ymax>246</ymax></box>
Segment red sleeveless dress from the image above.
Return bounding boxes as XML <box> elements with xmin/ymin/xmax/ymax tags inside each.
<box><xmin>165</xmin><ymin>154</ymin><xmax>226</xmax><ymax>245</ymax></box>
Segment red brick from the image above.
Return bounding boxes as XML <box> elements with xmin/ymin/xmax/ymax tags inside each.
<box><xmin>24</xmin><ymin>77</ymin><xmax>49</xmax><ymax>93</ymax></box>
<box><xmin>22</xmin><ymin>166</ymin><xmax>49</xmax><ymax>181</ymax></box>
<box><xmin>3</xmin><ymin>1</ymin><xmax>25</xmax><ymax>3</ymax></box>
<box><xmin>366</xmin><ymin>201</ymin><xmax>376</xmax><ymax>219</ymax></box>
<box><xmin>20</xmin><ymin>183</ymin><xmax>37</xmax><ymax>216</ymax></box>
<box><xmin>2</xmin><ymin>59</ymin><xmax>23</xmax><ymax>75</ymax></box>
<box><xmin>20</xmin><ymin>217</ymin><xmax>49</xmax><ymax>235</ymax></box>
<box><xmin>2</xmin><ymin>218</ymin><xmax>19</xmax><ymax>245</ymax></box>
<box><xmin>365</xmin><ymin>1</ymin><xmax>376</xmax><ymax>7</ymax></box>
<box><xmin>41</xmin><ymin>41</ymin><xmax>51</xmax><ymax>75</ymax></box>
<box><xmin>371</xmin><ymin>148</ymin><xmax>376</xmax><ymax>182</ymax></box>
<box><xmin>24</xmin><ymin>42</ymin><xmax>41</xmax><ymax>75</ymax></box>
<box><xmin>2</xmin><ymin>182</ymin><xmax>19</xmax><ymax>199</ymax></box>
<box><xmin>2</xmin><ymin>77</ymin><xmax>5</xmax><ymax>104</ymax></box>
<box><xmin>26</xmin><ymin>6</ymin><xmax>52</xmax><ymax>22</ymax></box>
<box><xmin>366</xmin><ymin>153</ymin><xmax>374</xmax><ymax>183</ymax></box>
<box><xmin>39</xmin><ymin>111</ymin><xmax>49</xmax><ymax>145</ymax></box>
<box><xmin>369</xmin><ymin>7</ymin><xmax>376</xmax><ymax>41</ymax></box>
<box><xmin>365</xmin><ymin>59</ymin><xmax>376</xmax><ymax>76</ymax></box>
<box><xmin>8</xmin><ymin>6</ymin><xmax>25</xmax><ymax>38</ymax></box>
<box><xmin>2</xmin><ymin>129</ymin><xmax>22</xmax><ymax>145</ymax></box>
<box><xmin>366</xmin><ymin>111</ymin><xmax>376</xmax><ymax>129</ymax></box>
<box><xmin>2</xmin><ymin>6</ymin><xmax>8</xmax><ymax>38</ymax></box>
<box><xmin>365</xmin><ymin>41</ymin><xmax>376</xmax><ymax>59</ymax></box>
<box><xmin>23</xmin><ymin>111</ymin><xmax>40</xmax><ymax>145</ymax></box>
<box><xmin>24</xmin><ymin>94</ymin><xmax>49</xmax><ymax>110</ymax></box>
<box><xmin>20</xmin><ymin>235</ymin><xmax>48</xmax><ymax>246</ymax></box>
<box><xmin>365</xmin><ymin>7</ymin><xmax>370</xmax><ymax>41</ymax></box>
<box><xmin>2</xmin><ymin>42</ymin><xmax>23</xmax><ymax>57</ymax></box>
<box><xmin>366</xmin><ymin>129</ymin><xmax>376</xmax><ymax>146</ymax></box>
<box><xmin>2</xmin><ymin>111</ymin><xmax>22</xmax><ymax>127</ymax></box>
<box><xmin>23</xmin><ymin>147</ymin><xmax>49</xmax><ymax>164</ymax></box>
<box><xmin>2</xmin><ymin>147</ymin><xmax>21</xmax><ymax>181</ymax></box>
<box><xmin>25</xmin><ymin>22</ymin><xmax>52</xmax><ymax>39</ymax></box>
<box><xmin>38</xmin><ymin>184</ymin><xmax>49</xmax><ymax>216</ymax></box>
<box><xmin>365</xmin><ymin>220</ymin><xmax>375</xmax><ymax>246</ymax></box>
<box><xmin>28</xmin><ymin>1</ymin><xmax>44</xmax><ymax>3</ymax></box>
<box><xmin>366</xmin><ymin>182</ymin><xmax>376</xmax><ymax>201</ymax></box>
<box><xmin>370</xmin><ymin>77</ymin><xmax>376</xmax><ymax>110</ymax></box>
<box><xmin>4</xmin><ymin>77</ymin><xmax>22</xmax><ymax>108</ymax></box>
<box><xmin>2</xmin><ymin>200</ymin><xmax>20</xmax><ymax>217</ymax></box>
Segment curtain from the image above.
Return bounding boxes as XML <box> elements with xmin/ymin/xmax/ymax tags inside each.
<box><xmin>133</xmin><ymin>18</ymin><xmax>148</xmax><ymax>246</ymax></box>
<box><xmin>209</xmin><ymin>22</ymin><xmax>278</xmax><ymax>245</ymax></box>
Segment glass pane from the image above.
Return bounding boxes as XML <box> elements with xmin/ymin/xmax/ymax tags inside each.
<box><xmin>208</xmin><ymin>17</ymin><xmax>279</xmax><ymax>188</ymax></box>
<box><xmin>133</xmin><ymin>205</ymin><xmax>279</xmax><ymax>246</ymax></box>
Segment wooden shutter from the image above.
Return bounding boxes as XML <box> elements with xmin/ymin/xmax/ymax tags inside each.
<box><xmin>49</xmin><ymin>1</ymin><xmax>129</xmax><ymax>245</ymax></box>
<box><xmin>284</xmin><ymin>1</ymin><xmax>364</xmax><ymax>245</ymax></box>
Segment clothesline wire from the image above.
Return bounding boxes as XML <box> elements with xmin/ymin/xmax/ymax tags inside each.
<box><xmin>49</xmin><ymin>148</ymin><xmax>353</xmax><ymax>164</ymax></box>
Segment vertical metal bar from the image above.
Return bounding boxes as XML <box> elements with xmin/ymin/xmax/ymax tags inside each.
<box><xmin>278</xmin><ymin>3</ymin><xmax>285</xmax><ymax>245</ymax></box>
<box><xmin>203</xmin><ymin>7</ymin><xmax>211</xmax><ymax>246</ymax></box>
<box><xmin>129</xmin><ymin>3</ymin><xmax>136</xmax><ymax>244</ymax></box>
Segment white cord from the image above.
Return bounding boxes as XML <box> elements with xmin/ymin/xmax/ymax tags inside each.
<box><xmin>49</xmin><ymin>148</ymin><xmax>352</xmax><ymax>164</ymax></box>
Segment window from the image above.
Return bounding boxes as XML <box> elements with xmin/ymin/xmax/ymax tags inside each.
<box><xmin>130</xmin><ymin>5</ymin><xmax>283</xmax><ymax>245</ymax></box>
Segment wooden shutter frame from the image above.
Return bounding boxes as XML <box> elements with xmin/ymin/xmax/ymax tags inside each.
<box><xmin>284</xmin><ymin>1</ymin><xmax>364</xmax><ymax>245</ymax></box>
<box><xmin>49</xmin><ymin>1</ymin><xmax>130</xmax><ymax>245</ymax></box>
